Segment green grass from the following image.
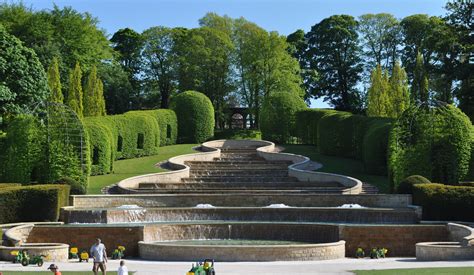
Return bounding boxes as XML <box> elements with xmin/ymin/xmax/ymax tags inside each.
<box><xmin>353</xmin><ymin>267</ymin><xmax>474</xmax><ymax>275</ymax></box>
<box><xmin>283</xmin><ymin>144</ymin><xmax>389</xmax><ymax>193</ymax></box>
<box><xmin>87</xmin><ymin>144</ymin><xmax>197</xmax><ymax>194</ymax></box>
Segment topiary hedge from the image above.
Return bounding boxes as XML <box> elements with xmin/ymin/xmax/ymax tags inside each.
<box><xmin>171</xmin><ymin>91</ymin><xmax>214</xmax><ymax>143</ymax></box>
<box><xmin>389</xmin><ymin>104</ymin><xmax>473</xmax><ymax>191</ymax></box>
<box><xmin>318</xmin><ymin>112</ymin><xmax>369</xmax><ymax>159</ymax></box>
<box><xmin>84</xmin><ymin>118</ymin><xmax>115</xmax><ymax>175</ymax></box>
<box><xmin>413</xmin><ymin>183</ymin><xmax>474</xmax><ymax>221</ymax></box>
<box><xmin>260</xmin><ymin>92</ymin><xmax>307</xmax><ymax>144</ymax></box>
<box><xmin>127</xmin><ymin>109</ymin><xmax>177</xmax><ymax>146</ymax></box>
<box><xmin>295</xmin><ymin>109</ymin><xmax>336</xmax><ymax>145</ymax></box>
<box><xmin>0</xmin><ymin>184</ymin><xmax>70</xmax><ymax>223</ymax></box>
<box><xmin>363</xmin><ymin>118</ymin><xmax>393</xmax><ymax>175</ymax></box>
<box><xmin>397</xmin><ymin>175</ymin><xmax>431</xmax><ymax>194</ymax></box>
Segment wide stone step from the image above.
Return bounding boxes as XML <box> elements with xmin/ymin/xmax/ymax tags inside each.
<box><xmin>189</xmin><ymin>171</ymin><xmax>289</xmax><ymax>177</ymax></box>
<box><xmin>189</xmin><ymin>165</ymin><xmax>289</xmax><ymax>171</ymax></box>
<box><xmin>139</xmin><ymin>181</ymin><xmax>342</xmax><ymax>189</ymax></box>
<box><xmin>183</xmin><ymin>176</ymin><xmax>297</xmax><ymax>182</ymax></box>
<box><xmin>187</xmin><ymin>160</ymin><xmax>291</xmax><ymax>165</ymax></box>
<box><xmin>133</xmin><ymin>188</ymin><xmax>347</xmax><ymax>194</ymax></box>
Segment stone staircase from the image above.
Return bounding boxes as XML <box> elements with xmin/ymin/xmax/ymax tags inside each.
<box><xmin>138</xmin><ymin>148</ymin><xmax>351</xmax><ymax>194</ymax></box>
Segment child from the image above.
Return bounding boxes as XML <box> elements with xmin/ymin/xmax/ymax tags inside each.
<box><xmin>118</xmin><ymin>260</ymin><xmax>128</xmax><ymax>275</ymax></box>
<box><xmin>47</xmin><ymin>264</ymin><xmax>62</xmax><ymax>275</ymax></box>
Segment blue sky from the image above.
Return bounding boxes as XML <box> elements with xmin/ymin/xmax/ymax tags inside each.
<box><xmin>20</xmin><ymin>0</ymin><xmax>448</xmax><ymax>108</ymax></box>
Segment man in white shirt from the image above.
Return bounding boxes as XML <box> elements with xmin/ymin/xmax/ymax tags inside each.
<box><xmin>90</xmin><ymin>238</ymin><xmax>107</xmax><ymax>275</ymax></box>
<box><xmin>118</xmin><ymin>260</ymin><xmax>128</xmax><ymax>275</ymax></box>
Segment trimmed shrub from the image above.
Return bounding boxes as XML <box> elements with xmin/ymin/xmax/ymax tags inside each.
<box><xmin>318</xmin><ymin>112</ymin><xmax>368</xmax><ymax>159</ymax></box>
<box><xmin>171</xmin><ymin>91</ymin><xmax>214</xmax><ymax>143</ymax></box>
<box><xmin>413</xmin><ymin>183</ymin><xmax>474</xmax><ymax>221</ymax></box>
<box><xmin>84</xmin><ymin>118</ymin><xmax>114</xmax><ymax>175</ymax></box>
<box><xmin>363</xmin><ymin>118</ymin><xmax>393</xmax><ymax>175</ymax></box>
<box><xmin>295</xmin><ymin>109</ymin><xmax>336</xmax><ymax>145</ymax></box>
<box><xmin>0</xmin><ymin>115</ymin><xmax>45</xmax><ymax>183</ymax></box>
<box><xmin>398</xmin><ymin>175</ymin><xmax>431</xmax><ymax>194</ymax></box>
<box><xmin>467</xmin><ymin>137</ymin><xmax>474</xmax><ymax>180</ymax></box>
<box><xmin>127</xmin><ymin>109</ymin><xmax>178</xmax><ymax>146</ymax></box>
<box><xmin>54</xmin><ymin>177</ymin><xmax>83</xmax><ymax>195</ymax></box>
<box><xmin>0</xmin><ymin>184</ymin><xmax>70</xmax><ymax>223</ymax></box>
<box><xmin>0</xmin><ymin>183</ymin><xmax>21</xmax><ymax>188</ymax></box>
<box><xmin>214</xmin><ymin>129</ymin><xmax>262</xmax><ymax>140</ymax></box>
<box><xmin>389</xmin><ymin>105</ymin><xmax>473</xmax><ymax>191</ymax></box>
<box><xmin>260</xmin><ymin>92</ymin><xmax>307</xmax><ymax>144</ymax></box>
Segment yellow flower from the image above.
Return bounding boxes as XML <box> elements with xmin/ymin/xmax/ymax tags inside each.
<box><xmin>70</xmin><ymin>247</ymin><xmax>78</xmax><ymax>254</ymax></box>
<box><xmin>118</xmin><ymin>246</ymin><xmax>125</xmax><ymax>251</ymax></box>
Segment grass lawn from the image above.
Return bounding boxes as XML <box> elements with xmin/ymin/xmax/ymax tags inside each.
<box><xmin>283</xmin><ymin>144</ymin><xmax>389</xmax><ymax>193</ymax></box>
<box><xmin>87</xmin><ymin>144</ymin><xmax>197</xmax><ymax>194</ymax></box>
<box><xmin>353</xmin><ymin>267</ymin><xmax>474</xmax><ymax>275</ymax></box>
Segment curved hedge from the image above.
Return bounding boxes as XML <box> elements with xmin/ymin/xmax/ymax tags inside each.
<box><xmin>83</xmin><ymin>109</ymin><xmax>178</xmax><ymax>176</ymax></box>
<box><xmin>295</xmin><ymin>109</ymin><xmax>336</xmax><ymax>145</ymax></box>
<box><xmin>260</xmin><ymin>92</ymin><xmax>307</xmax><ymax>144</ymax></box>
<box><xmin>0</xmin><ymin>184</ymin><xmax>70</xmax><ymax>223</ymax></box>
<box><xmin>413</xmin><ymin>183</ymin><xmax>474</xmax><ymax>221</ymax></box>
<box><xmin>389</xmin><ymin>105</ymin><xmax>473</xmax><ymax>190</ymax></box>
<box><xmin>363</xmin><ymin>118</ymin><xmax>393</xmax><ymax>175</ymax></box>
<box><xmin>398</xmin><ymin>175</ymin><xmax>431</xmax><ymax>194</ymax></box>
<box><xmin>171</xmin><ymin>91</ymin><xmax>214</xmax><ymax>143</ymax></box>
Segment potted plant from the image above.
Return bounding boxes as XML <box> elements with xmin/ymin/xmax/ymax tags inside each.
<box><xmin>355</xmin><ymin>247</ymin><xmax>365</xmax><ymax>258</ymax></box>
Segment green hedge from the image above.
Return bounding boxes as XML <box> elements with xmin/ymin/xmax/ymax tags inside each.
<box><xmin>260</xmin><ymin>92</ymin><xmax>307</xmax><ymax>144</ymax></box>
<box><xmin>214</xmin><ymin>129</ymin><xmax>262</xmax><ymax>140</ymax></box>
<box><xmin>0</xmin><ymin>184</ymin><xmax>70</xmax><ymax>223</ymax></box>
<box><xmin>83</xmin><ymin>109</ymin><xmax>177</xmax><ymax>176</ymax></box>
<box><xmin>413</xmin><ymin>183</ymin><xmax>474</xmax><ymax>221</ymax></box>
<box><xmin>398</xmin><ymin>175</ymin><xmax>431</xmax><ymax>194</ymax></box>
<box><xmin>363</xmin><ymin>118</ymin><xmax>393</xmax><ymax>175</ymax></box>
<box><xmin>127</xmin><ymin>109</ymin><xmax>177</xmax><ymax>146</ymax></box>
<box><xmin>171</xmin><ymin>91</ymin><xmax>214</xmax><ymax>143</ymax></box>
<box><xmin>318</xmin><ymin>112</ymin><xmax>369</xmax><ymax>159</ymax></box>
<box><xmin>295</xmin><ymin>109</ymin><xmax>336</xmax><ymax>145</ymax></box>
<box><xmin>467</xmin><ymin>137</ymin><xmax>474</xmax><ymax>180</ymax></box>
<box><xmin>389</xmin><ymin>105</ymin><xmax>473</xmax><ymax>191</ymax></box>
<box><xmin>84</xmin><ymin>118</ymin><xmax>115</xmax><ymax>175</ymax></box>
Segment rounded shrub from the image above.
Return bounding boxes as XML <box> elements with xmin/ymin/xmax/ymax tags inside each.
<box><xmin>388</xmin><ymin>104</ymin><xmax>473</xmax><ymax>191</ymax></box>
<box><xmin>397</xmin><ymin>175</ymin><xmax>431</xmax><ymax>194</ymax></box>
<box><xmin>295</xmin><ymin>109</ymin><xmax>336</xmax><ymax>145</ymax></box>
<box><xmin>84</xmin><ymin>118</ymin><xmax>114</xmax><ymax>175</ymax></box>
<box><xmin>171</xmin><ymin>91</ymin><xmax>214</xmax><ymax>143</ymax></box>
<box><xmin>363</xmin><ymin>118</ymin><xmax>393</xmax><ymax>175</ymax></box>
<box><xmin>54</xmin><ymin>177</ymin><xmax>83</xmax><ymax>195</ymax></box>
<box><xmin>260</xmin><ymin>92</ymin><xmax>307</xmax><ymax>144</ymax></box>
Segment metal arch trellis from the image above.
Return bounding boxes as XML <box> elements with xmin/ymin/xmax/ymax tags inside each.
<box><xmin>28</xmin><ymin>101</ymin><xmax>87</xmax><ymax>180</ymax></box>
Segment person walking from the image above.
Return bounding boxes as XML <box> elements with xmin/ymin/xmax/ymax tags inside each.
<box><xmin>90</xmin><ymin>238</ymin><xmax>107</xmax><ymax>275</ymax></box>
<box><xmin>47</xmin><ymin>264</ymin><xmax>62</xmax><ymax>275</ymax></box>
<box><xmin>118</xmin><ymin>260</ymin><xmax>128</xmax><ymax>275</ymax></box>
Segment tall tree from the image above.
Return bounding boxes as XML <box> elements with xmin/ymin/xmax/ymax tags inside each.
<box><xmin>445</xmin><ymin>0</ymin><xmax>473</xmax><ymax>121</ymax></box>
<box><xmin>110</xmin><ymin>28</ymin><xmax>143</xmax><ymax>109</ymax></box>
<box><xmin>141</xmin><ymin>26</ymin><xmax>180</xmax><ymax>109</ymax></box>
<box><xmin>305</xmin><ymin>15</ymin><xmax>363</xmax><ymax>112</ymax></box>
<box><xmin>83</xmin><ymin>65</ymin><xmax>105</xmax><ymax>116</ymax></box>
<box><xmin>412</xmin><ymin>52</ymin><xmax>430</xmax><ymax>104</ymax></box>
<box><xmin>67</xmin><ymin>62</ymin><xmax>83</xmax><ymax>118</ymax></box>
<box><xmin>367</xmin><ymin>64</ymin><xmax>390</xmax><ymax>117</ymax></box>
<box><xmin>388</xmin><ymin>61</ymin><xmax>410</xmax><ymax>117</ymax></box>
<box><xmin>47</xmin><ymin>57</ymin><xmax>63</xmax><ymax>103</ymax></box>
<box><xmin>98</xmin><ymin>62</ymin><xmax>132</xmax><ymax>115</ymax></box>
<box><xmin>358</xmin><ymin>14</ymin><xmax>402</xmax><ymax>72</ymax></box>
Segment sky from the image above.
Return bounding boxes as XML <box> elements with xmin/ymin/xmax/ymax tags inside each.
<box><xmin>19</xmin><ymin>0</ymin><xmax>448</xmax><ymax>108</ymax></box>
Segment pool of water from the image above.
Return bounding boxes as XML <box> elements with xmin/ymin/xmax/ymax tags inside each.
<box><xmin>158</xmin><ymin>239</ymin><xmax>312</xmax><ymax>245</ymax></box>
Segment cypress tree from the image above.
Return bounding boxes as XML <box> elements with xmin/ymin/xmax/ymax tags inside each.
<box><xmin>83</xmin><ymin>65</ymin><xmax>98</xmax><ymax>117</ymax></box>
<box><xmin>97</xmin><ymin>79</ymin><xmax>106</xmax><ymax>116</ymax></box>
<box><xmin>47</xmin><ymin>57</ymin><xmax>63</xmax><ymax>103</ymax></box>
<box><xmin>412</xmin><ymin>52</ymin><xmax>429</xmax><ymax>104</ymax></box>
<box><xmin>388</xmin><ymin>61</ymin><xmax>410</xmax><ymax>118</ymax></box>
<box><xmin>67</xmin><ymin>62</ymin><xmax>83</xmax><ymax>118</ymax></box>
<box><xmin>367</xmin><ymin>64</ymin><xmax>390</xmax><ymax>117</ymax></box>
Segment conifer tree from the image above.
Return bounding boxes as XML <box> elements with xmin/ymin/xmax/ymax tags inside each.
<box><xmin>388</xmin><ymin>61</ymin><xmax>410</xmax><ymax>117</ymax></box>
<box><xmin>83</xmin><ymin>65</ymin><xmax>107</xmax><ymax>116</ymax></box>
<box><xmin>67</xmin><ymin>62</ymin><xmax>83</xmax><ymax>118</ymax></box>
<box><xmin>412</xmin><ymin>52</ymin><xmax>429</xmax><ymax>104</ymax></box>
<box><xmin>47</xmin><ymin>57</ymin><xmax>63</xmax><ymax>103</ymax></box>
<box><xmin>367</xmin><ymin>64</ymin><xmax>390</xmax><ymax>117</ymax></box>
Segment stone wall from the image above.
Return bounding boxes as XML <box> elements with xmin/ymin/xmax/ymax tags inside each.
<box><xmin>339</xmin><ymin>224</ymin><xmax>447</xmax><ymax>257</ymax></box>
<box><xmin>70</xmin><ymin>194</ymin><xmax>414</xmax><ymax>208</ymax></box>
<box><xmin>416</xmin><ymin>242</ymin><xmax>474</xmax><ymax>260</ymax></box>
<box><xmin>27</xmin><ymin>225</ymin><xmax>144</xmax><ymax>257</ymax></box>
<box><xmin>139</xmin><ymin>241</ymin><xmax>346</xmax><ymax>261</ymax></box>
